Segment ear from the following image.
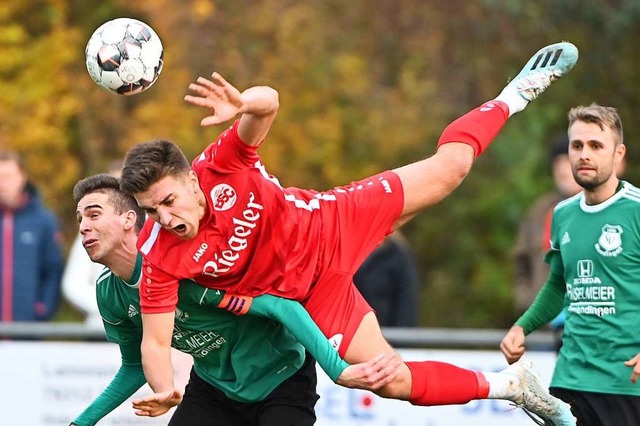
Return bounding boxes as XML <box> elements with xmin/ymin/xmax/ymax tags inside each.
<box><xmin>187</xmin><ymin>170</ymin><xmax>199</xmax><ymax>193</ymax></box>
<box><xmin>122</xmin><ymin>210</ymin><xmax>138</xmax><ymax>231</ymax></box>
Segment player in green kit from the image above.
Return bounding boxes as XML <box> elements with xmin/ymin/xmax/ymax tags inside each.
<box><xmin>70</xmin><ymin>174</ymin><xmax>400</xmax><ymax>426</ymax></box>
<box><xmin>501</xmin><ymin>104</ymin><xmax>640</xmax><ymax>425</ymax></box>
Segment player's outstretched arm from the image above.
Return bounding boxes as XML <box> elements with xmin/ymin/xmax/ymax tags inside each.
<box><xmin>70</xmin><ymin>343</ymin><xmax>146</xmax><ymax>425</ymax></box>
<box><xmin>248</xmin><ymin>294</ymin><xmax>401</xmax><ymax>390</ymax></box>
<box><xmin>133</xmin><ymin>312</ymin><xmax>182</xmax><ymax>417</ymax></box>
<box><xmin>184</xmin><ymin>72</ymin><xmax>278</xmax><ymax>147</ymax></box>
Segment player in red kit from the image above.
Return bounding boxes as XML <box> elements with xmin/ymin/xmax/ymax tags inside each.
<box><xmin>122</xmin><ymin>42</ymin><xmax>578</xmax><ymax>424</ymax></box>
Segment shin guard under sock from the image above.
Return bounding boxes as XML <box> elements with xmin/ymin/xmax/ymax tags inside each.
<box><xmin>406</xmin><ymin>361</ymin><xmax>489</xmax><ymax>406</ymax></box>
<box><xmin>436</xmin><ymin>101</ymin><xmax>509</xmax><ymax>157</ymax></box>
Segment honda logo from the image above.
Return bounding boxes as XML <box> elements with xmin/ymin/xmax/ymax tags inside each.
<box><xmin>577</xmin><ymin>260</ymin><xmax>594</xmax><ymax>278</ymax></box>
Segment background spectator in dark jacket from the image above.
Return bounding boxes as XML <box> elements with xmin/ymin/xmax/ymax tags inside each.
<box><xmin>354</xmin><ymin>231</ymin><xmax>419</xmax><ymax>327</ymax></box>
<box><xmin>0</xmin><ymin>150</ymin><xmax>64</xmax><ymax>321</ymax></box>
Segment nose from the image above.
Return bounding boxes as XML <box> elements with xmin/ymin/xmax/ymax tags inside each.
<box><xmin>79</xmin><ymin>217</ymin><xmax>91</xmax><ymax>235</ymax></box>
<box><xmin>157</xmin><ymin>208</ymin><xmax>173</xmax><ymax>227</ymax></box>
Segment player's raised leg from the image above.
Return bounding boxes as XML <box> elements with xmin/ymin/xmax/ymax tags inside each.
<box><xmin>393</xmin><ymin>42</ymin><xmax>579</xmax><ymax>227</ymax></box>
<box><xmin>345</xmin><ymin>312</ymin><xmax>575</xmax><ymax>425</ymax></box>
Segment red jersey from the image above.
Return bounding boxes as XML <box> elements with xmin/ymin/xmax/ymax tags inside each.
<box><xmin>137</xmin><ymin>121</ymin><xmax>326</xmax><ymax>313</ymax></box>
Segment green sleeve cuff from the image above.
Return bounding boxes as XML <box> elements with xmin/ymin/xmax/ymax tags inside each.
<box><xmin>515</xmin><ymin>271</ymin><xmax>566</xmax><ymax>334</ymax></box>
<box><xmin>250</xmin><ymin>294</ymin><xmax>349</xmax><ymax>382</ymax></box>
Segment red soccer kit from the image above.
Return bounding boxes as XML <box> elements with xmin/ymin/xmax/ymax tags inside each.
<box><xmin>137</xmin><ymin>120</ymin><xmax>404</xmax><ymax>355</ymax></box>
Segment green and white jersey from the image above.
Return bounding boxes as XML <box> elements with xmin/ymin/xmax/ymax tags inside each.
<box><xmin>96</xmin><ymin>255</ymin><xmax>304</xmax><ymax>403</ymax></box>
<box><xmin>547</xmin><ymin>181</ymin><xmax>640</xmax><ymax>395</ymax></box>
<box><xmin>96</xmin><ymin>254</ymin><xmax>347</xmax><ymax>404</ymax></box>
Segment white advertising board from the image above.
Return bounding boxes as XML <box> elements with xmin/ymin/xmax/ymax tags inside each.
<box><xmin>0</xmin><ymin>342</ymin><xmax>556</xmax><ymax>425</ymax></box>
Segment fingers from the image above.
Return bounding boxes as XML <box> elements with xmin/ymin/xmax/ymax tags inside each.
<box><xmin>211</xmin><ymin>72</ymin><xmax>229</xmax><ymax>87</ymax></box>
<box><xmin>624</xmin><ymin>354</ymin><xmax>640</xmax><ymax>383</ymax></box>
<box><xmin>500</xmin><ymin>337</ymin><xmax>524</xmax><ymax>364</ymax></box>
<box><xmin>354</xmin><ymin>353</ymin><xmax>402</xmax><ymax>390</ymax></box>
<box><xmin>368</xmin><ymin>354</ymin><xmax>402</xmax><ymax>389</ymax></box>
<box><xmin>624</xmin><ymin>354</ymin><xmax>640</xmax><ymax>366</ymax></box>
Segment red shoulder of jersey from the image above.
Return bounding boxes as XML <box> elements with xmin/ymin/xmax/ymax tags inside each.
<box><xmin>192</xmin><ymin>120</ymin><xmax>262</xmax><ymax>175</ymax></box>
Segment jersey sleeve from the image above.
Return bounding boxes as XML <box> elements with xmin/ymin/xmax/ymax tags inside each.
<box><xmin>515</xmin><ymin>271</ymin><xmax>566</xmax><ymax>334</ymax></box>
<box><xmin>139</xmin><ymin>258</ymin><xmax>179</xmax><ymax>314</ymax></box>
<box><xmin>247</xmin><ymin>294</ymin><xmax>349</xmax><ymax>382</ymax></box>
<box><xmin>71</xmin><ymin>343</ymin><xmax>146</xmax><ymax>426</ymax></box>
<box><xmin>192</xmin><ymin>120</ymin><xmax>261</xmax><ymax>174</ymax></box>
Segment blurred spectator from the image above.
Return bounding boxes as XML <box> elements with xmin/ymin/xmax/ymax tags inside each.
<box><xmin>0</xmin><ymin>150</ymin><xmax>64</xmax><ymax>321</ymax></box>
<box><xmin>353</xmin><ymin>231</ymin><xmax>419</xmax><ymax>327</ymax></box>
<box><xmin>513</xmin><ymin>136</ymin><xmax>581</xmax><ymax>320</ymax></box>
<box><xmin>61</xmin><ymin>161</ymin><xmax>122</xmax><ymax>327</ymax></box>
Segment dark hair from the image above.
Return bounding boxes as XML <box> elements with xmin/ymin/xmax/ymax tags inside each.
<box><xmin>548</xmin><ymin>135</ymin><xmax>570</xmax><ymax>165</ymax></box>
<box><xmin>120</xmin><ymin>140</ymin><xmax>190</xmax><ymax>194</ymax></box>
<box><xmin>73</xmin><ymin>174</ymin><xmax>146</xmax><ymax>232</ymax></box>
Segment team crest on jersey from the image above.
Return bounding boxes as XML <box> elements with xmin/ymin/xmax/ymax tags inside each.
<box><xmin>595</xmin><ymin>224</ymin><xmax>623</xmax><ymax>257</ymax></box>
<box><xmin>211</xmin><ymin>183</ymin><xmax>237</xmax><ymax>211</ymax></box>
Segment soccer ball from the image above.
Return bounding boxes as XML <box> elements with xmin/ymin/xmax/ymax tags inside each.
<box><xmin>85</xmin><ymin>18</ymin><xmax>164</xmax><ymax>96</ymax></box>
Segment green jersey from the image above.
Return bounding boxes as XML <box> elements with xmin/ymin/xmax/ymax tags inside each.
<box><xmin>547</xmin><ymin>181</ymin><xmax>640</xmax><ymax>395</ymax></box>
<box><xmin>73</xmin><ymin>254</ymin><xmax>348</xmax><ymax>425</ymax></box>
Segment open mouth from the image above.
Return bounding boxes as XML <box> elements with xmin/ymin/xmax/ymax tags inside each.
<box><xmin>173</xmin><ymin>224</ymin><xmax>187</xmax><ymax>235</ymax></box>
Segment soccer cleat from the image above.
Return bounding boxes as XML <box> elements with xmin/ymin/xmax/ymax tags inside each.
<box><xmin>508</xmin><ymin>42</ymin><xmax>579</xmax><ymax>102</ymax></box>
<box><xmin>501</xmin><ymin>361</ymin><xmax>576</xmax><ymax>426</ymax></box>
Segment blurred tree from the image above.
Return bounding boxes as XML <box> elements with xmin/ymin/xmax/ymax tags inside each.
<box><xmin>2</xmin><ymin>0</ymin><xmax>638</xmax><ymax>327</ymax></box>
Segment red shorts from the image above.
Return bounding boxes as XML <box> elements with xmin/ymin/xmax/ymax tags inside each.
<box><xmin>302</xmin><ymin>170</ymin><xmax>404</xmax><ymax>356</ymax></box>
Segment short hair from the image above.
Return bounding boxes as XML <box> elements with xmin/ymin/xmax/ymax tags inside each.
<box><xmin>0</xmin><ymin>150</ymin><xmax>25</xmax><ymax>172</ymax></box>
<box><xmin>120</xmin><ymin>140</ymin><xmax>190</xmax><ymax>195</ymax></box>
<box><xmin>568</xmin><ymin>103</ymin><xmax>623</xmax><ymax>145</ymax></box>
<box><xmin>73</xmin><ymin>174</ymin><xmax>146</xmax><ymax>232</ymax></box>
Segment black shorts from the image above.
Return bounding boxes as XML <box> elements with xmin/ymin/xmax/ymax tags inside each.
<box><xmin>168</xmin><ymin>353</ymin><xmax>319</xmax><ymax>426</ymax></box>
<box><xmin>550</xmin><ymin>387</ymin><xmax>640</xmax><ymax>426</ymax></box>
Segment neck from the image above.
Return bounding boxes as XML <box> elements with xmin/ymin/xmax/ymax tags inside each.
<box><xmin>584</xmin><ymin>178</ymin><xmax>621</xmax><ymax>205</ymax></box>
<box><xmin>101</xmin><ymin>235</ymin><xmax>139</xmax><ymax>281</ymax></box>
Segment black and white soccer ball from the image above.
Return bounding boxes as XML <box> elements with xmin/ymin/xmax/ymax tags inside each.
<box><xmin>85</xmin><ymin>18</ymin><xmax>164</xmax><ymax>96</ymax></box>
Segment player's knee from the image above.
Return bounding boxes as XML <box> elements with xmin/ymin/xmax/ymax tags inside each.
<box><xmin>437</xmin><ymin>146</ymin><xmax>473</xmax><ymax>183</ymax></box>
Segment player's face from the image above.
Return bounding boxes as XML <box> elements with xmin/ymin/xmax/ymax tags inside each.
<box><xmin>134</xmin><ymin>171</ymin><xmax>206</xmax><ymax>240</ymax></box>
<box><xmin>76</xmin><ymin>192</ymin><xmax>128</xmax><ymax>264</ymax></box>
<box><xmin>568</xmin><ymin>120</ymin><xmax>624</xmax><ymax>191</ymax></box>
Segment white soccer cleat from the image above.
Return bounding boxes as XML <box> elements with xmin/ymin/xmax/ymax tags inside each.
<box><xmin>501</xmin><ymin>360</ymin><xmax>576</xmax><ymax>426</ymax></box>
<box><xmin>508</xmin><ymin>42</ymin><xmax>579</xmax><ymax>102</ymax></box>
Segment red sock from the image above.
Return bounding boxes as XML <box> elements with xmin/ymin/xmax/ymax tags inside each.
<box><xmin>406</xmin><ymin>361</ymin><xmax>489</xmax><ymax>406</ymax></box>
<box><xmin>436</xmin><ymin>101</ymin><xmax>509</xmax><ymax>157</ymax></box>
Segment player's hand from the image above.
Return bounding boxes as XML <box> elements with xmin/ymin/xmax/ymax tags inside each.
<box><xmin>132</xmin><ymin>389</ymin><xmax>183</xmax><ymax>417</ymax></box>
<box><xmin>500</xmin><ymin>325</ymin><xmax>526</xmax><ymax>364</ymax></box>
<box><xmin>184</xmin><ymin>72</ymin><xmax>244</xmax><ymax>126</ymax></box>
<box><xmin>624</xmin><ymin>353</ymin><xmax>640</xmax><ymax>383</ymax></box>
<box><xmin>337</xmin><ymin>353</ymin><xmax>402</xmax><ymax>390</ymax></box>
